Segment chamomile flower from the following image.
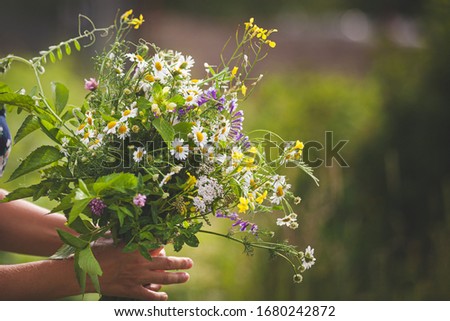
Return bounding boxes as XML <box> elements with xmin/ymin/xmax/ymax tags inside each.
<box><xmin>159</xmin><ymin>171</ymin><xmax>175</xmax><ymax>187</ymax></box>
<box><xmin>133</xmin><ymin>147</ymin><xmax>146</xmax><ymax>163</ymax></box>
<box><xmin>215</xmin><ymin>119</ymin><xmax>231</xmax><ymax>141</ymax></box>
<box><xmin>270</xmin><ymin>181</ymin><xmax>291</xmax><ymax>205</ymax></box>
<box><xmin>89</xmin><ymin>134</ymin><xmax>104</xmax><ymax>150</ymax></box>
<box><xmin>76</xmin><ymin>123</ymin><xmax>87</xmax><ymax>135</ymax></box>
<box><xmin>181</xmin><ymin>85</ymin><xmax>202</xmax><ymax>107</ymax></box>
<box><xmin>302</xmin><ymin>246</ymin><xmax>316</xmax><ymax>270</ymax></box>
<box><xmin>174</xmin><ymin>55</ymin><xmax>194</xmax><ymax>77</ymax></box>
<box><xmin>81</xmin><ymin>129</ymin><xmax>95</xmax><ymax>145</ymax></box>
<box><xmin>117</xmin><ymin>122</ymin><xmax>130</xmax><ymax>139</ymax></box>
<box><xmin>152</xmin><ymin>54</ymin><xmax>170</xmax><ymax>81</ymax></box>
<box><xmin>85</xmin><ymin>111</ymin><xmax>94</xmax><ymax>126</ymax></box>
<box><xmin>120</xmin><ymin>102</ymin><xmax>138</xmax><ymax>122</ymax></box>
<box><xmin>276</xmin><ymin>213</ymin><xmax>298</xmax><ymax>229</ymax></box>
<box><xmin>104</xmin><ymin>120</ymin><xmax>118</xmax><ymax>135</ymax></box>
<box><xmin>126</xmin><ymin>53</ymin><xmax>148</xmax><ymax>71</ymax></box>
<box><xmin>192</xmin><ymin>125</ymin><xmax>208</xmax><ymax>148</ymax></box>
<box><xmin>170</xmin><ymin>138</ymin><xmax>189</xmax><ymax>161</ymax></box>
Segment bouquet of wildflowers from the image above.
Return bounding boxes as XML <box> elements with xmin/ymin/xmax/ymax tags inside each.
<box><xmin>0</xmin><ymin>10</ymin><xmax>317</xmax><ymax>292</ymax></box>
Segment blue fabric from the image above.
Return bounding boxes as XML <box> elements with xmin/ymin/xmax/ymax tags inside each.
<box><xmin>0</xmin><ymin>107</ymin><xmax>12</xmax><ymax>177</ymax></box>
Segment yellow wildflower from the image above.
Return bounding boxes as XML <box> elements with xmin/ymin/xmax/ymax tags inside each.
<box><xmin>244</xmin><ymin>17</ymin><xmax>255</xmax><ymax>30</ymax></box>
<box><xmin>267</xmin><ymin>40</ymin><xmax>277</xmax><ymax>48</ymax></box>
<box><xmin>241</xmin><ymin>84</ymin><xmax>247</xmax><ymax>96</ymax></box>
<box><xmin>248</xmin><ymin>146</ymin><xmax>258</xmax><ymax>154</ymax></box>
<box><xmin>129</xmin><ymin>14</ymin><xmax>144</xmax><ymax>29</ymax></box>
<box><xmin>121</xmin><ymin>9</ymin><xmax>133</xmax><ymax>22</ymax></box>
<box><xmin>231</xmin><ymin>66</ymin><xmax>239</xmax><ymax>77</ymax></box>
<box><xmin>293</xmin><ymin>140</ymin><xmax>304</xmax><ymax>150</ymax></box>
<box><xmin>183</xmin><ymin>172</ymin><xmax>197</xmax><ymax>191</ymax></box>
<box><xmin>238</xmin><ymin>197</ymin><xmax>250</xmax><ymax>213</ymax></box>
<box><xmin>256</xmin><ymin>190</ymin><xmax>268</xmax><ymax>204</ymax></box>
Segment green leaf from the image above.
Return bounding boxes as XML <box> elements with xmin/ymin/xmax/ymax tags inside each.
<box><xmin>73</xmin><ymin>39</ymin><xmax>81</xmax><ymax>51</ymax></box>
<box><xmin>109</xmin><ymin>204</ymin><xmax>133</xmax><ymax>227</ymax></box>
<box><xmin>50</xmin><ymin>244</ymin><xmax>76</xmax><ymax>259</ymax></box>
<box><xmin>14</xmin><ymin>115</ymin><xmax>40</xmax><ymax>144</ymax></box>
<box><xmin>0</xmin><ymin>185</ymin><xmax>35</xmax><ymax>202</ymax></box>
<box><xmin>78</xmin><ymin>247</ymin><xmax>102</xmax><ymax>292</ymax></box>
<box><xmin>0</xmin><ymin>82</ymin><xmax>12</xmax><ymax>93</ymax></box>
<box><xmin>56</xmin><ymin>47</ymin><xmax>63</xmax><ymax>60</ymax></box>
<box><xmin>51</xmin><ymin>82</ymin><xmax>69</xmax><ymax>116</ymax></box>
<box><xmin>39</xmin><ymin>119</ymin><xmax>64</xmax><ymax>143</ymax></box>
<box><xmin>173</xmin><ymin>122</ymin><xmax>194</xmax><ymax>140</ymax></box>
<box><xmin>152</xmin><ymin>117</ymin><xmax>175</xmax><ymax>145</ymax></box>
<box><xmin>65</xmin><ymin>43</ymin><xmax>72</xmax><ymax>55</ymax></box>
<box><xmin>50</xmin><ymin>194</ymin><xmax>73</xmax><ymax>213</ymax></box>
<box><xmin>68</xmin><ymin>196</ymin><xmax>92</xmax><ymax>224</ymax></box>
<box><xmin>49</xmin><ymin>51</ymin><xmax>56</xmax><ymax>63</ymax></box>
<box><xmin>93</xmin><ymin>173</ymin><xmax>138</xmax><ymax>195</ymax></box>
<box><xmin>57</xmin><ymin>229</ymin><xmax>89</xmax><ymax>249</ymax></box>
<box><xmin>8</xmin><ymin>146</ymin><xmax>64</xmax><ymax>181</ymax></box>
<box><xmin>0</xmin><ymin>92</ymin><xmax>35</xmax><ymax>112</ymax></box>
<box><xmin>68</xmin><ymin>214</ymin><xmax>96</xmax><ymax>235</ymax></box>
<box><xmin>185</xmin><ymin>234</ymin><xmax>199</xmax><ymax>247</ymax></box>
<box><xmin>168</xmin><ymin>94</ymin><xmax>185</xmax><ymax>106</ymax></box>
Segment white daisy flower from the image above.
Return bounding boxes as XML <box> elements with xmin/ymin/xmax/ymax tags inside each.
<box><xmin>81</xmin><ymin>129</ymin><xmax>95</xmax><ymax>145</ymax></box>
<box><xmin>174</xmin><ymin>55</ymin><xmax>195</xmax><ymax>77</ymax></box>
<box><xmin>133</xmin><ymin>147</ymin><xmax>147</xmax><ymax>163</ymax></box>
<box><xmin>159</xmin><ymin>171</ymin><xmax>175</xmax><ymax>187</ymax></box>
<box><xmin>85</xmin><ymin>111</ymin><xmax>94</xmax><ymax>126</ymax></box>
<box><xmin>170</xmin><ymin>138</ymin><xmax>189</xmax><ymax>161</ymax></box>
<box><xmin>89</xmin><ymin>134</ymin><xmax>104</xmax><ymax>150</ymax></box>
<box><xmin>192</xmin><ymin>125</ymin><xmax>208</xmax><ymax>148</ymax></box>
<box><xmin>76</xmin><ymin>123</ymin><xmax>87</xmax><ymax>135</ymax></box>
<box><xmin>104</xmin><ymin>120</ymin><xmax>118</xmax><ymax>135</ymax></box>
<box><xmin>276</xmin><ymin>213</ymin><xmax>298</xmax><ymax>229</ymax></box>
<box><xmin>270</xmin><ymin>181</ymin><xmax>291</xmax><ymax>205</ymax></box>
<box><xmin>217</xmin><ymin>119</ymin><xmax>231</xmax><ymax>141</ymax></box>
<box><xmin>120</xmin><ymin>102</ymin><xmax>138</xmax><ymax>122</ymax></box>
<box><xmin>152</xmin><ymin>54</ymin><xmax>170</xmax><ymax>81</ymax></box>
<box><xmin>181</xmin><ymin>85</ymin><xmax>202</xmax><ymax>106</ymax></box>
<box><xmin>126</xmin><ymin>53</ymin><xmax>148</xmax><ymax>71</ymax></box>
<box><xmin>117</xmin><ymin>122</ymin><xmax>130</xmax><ymax>139</ymax></box>
<box><xmin>302</xmin><ymin>246</ymin><xmax>316</xmax><ymax>270</ymax></box>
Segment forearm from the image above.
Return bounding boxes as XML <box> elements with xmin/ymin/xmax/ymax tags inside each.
<box><xmin>0</xmin><ymin>189</ymin><xmax>70</xmax><ymax>256</ymax></box>
<box><xmin>0</xmin><ymin>258</ymin><xmax>85</xmax><ymax>300</ymax></box>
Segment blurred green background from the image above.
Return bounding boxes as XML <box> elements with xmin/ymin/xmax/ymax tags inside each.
<box><xmin>1</xmin><ymin>0</ymin><xmax>449</xmax><ymax>300</ymax></box>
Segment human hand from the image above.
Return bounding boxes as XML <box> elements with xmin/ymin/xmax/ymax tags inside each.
<box><xmin>90</xmin><ymin>239</ymin><xmax>193</xmax><ymax>300</ymax></box>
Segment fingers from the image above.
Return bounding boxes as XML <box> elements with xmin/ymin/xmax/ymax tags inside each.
<box><xmin>137</xmin><ymin>286</ymin><xmax>168</xmax><ymax>301</ymax></box>
<box><xmin>146</xmin><ymin>256</ymin><xmax>193</xmax><ymax>271</ymax></box>
<box><xmin>141</xmin><ymin>270</ymin><xmax>190</xmax><ymax>285</ymax></box>
<box><xmin>145</xmin><ymin>283</ymin><xmax>162</xmax><ymax>291</ymax></box>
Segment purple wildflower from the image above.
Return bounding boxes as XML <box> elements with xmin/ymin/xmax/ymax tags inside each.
<box><xmin>84</xmin><ymin>78</ymin><xmax>99</xmax><ymax>91</ymax></box>
<box><xmin>228</xmin><ymin>98</ymin><xmax>238</xmax><ymax>114</ymax></box>
<box><xmin>250</xmin><ymin>224</ymin><xmax>258</xmax><ymax>235</ymax></box>
<box><xmin>133</xmin><ymin>193</ymin><xmax>147</xmax><ymax>207</ymax></box>
<box><xmin>215</xmin><ymin>211</ymin><xmax>226</xmax><ymax>218</ymax></box>
<box><xmin>89</xmin><ymin>198</ymin><xmax>107</xmax><ymax>216</ymax></box>
<box><xmin>216</xmin><ymin>211</ymin><xmax>258</xmax><ymax>235</ymax></box>
<box><xmin>230</xmin><ymin>110</ymin><xmax>244</xmax><ymax>140</ymax></box>
<box><xmin>198</xmin><ymin>87</ymin><xmax>217</xmax><ymax>106</ymax></box>
<box><xmin>216</xmin><ymin>95</ymin><xmax>226</xmax><ymax>111</ymax></box>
